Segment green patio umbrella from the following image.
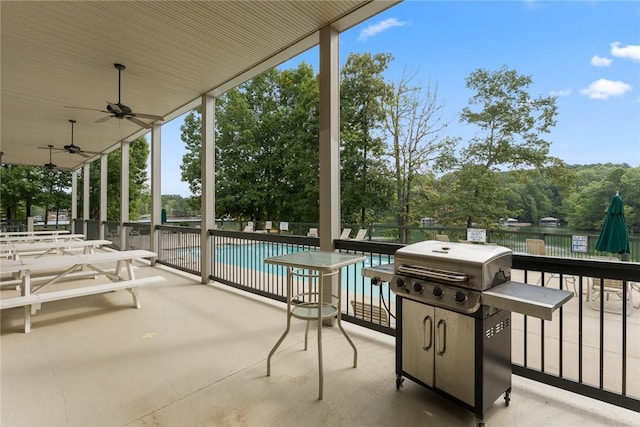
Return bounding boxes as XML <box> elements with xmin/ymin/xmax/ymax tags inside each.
<box><xmin>595</xmin><ymin>192</ymin><xmax>630</xmax><ymax>260</ymax></box>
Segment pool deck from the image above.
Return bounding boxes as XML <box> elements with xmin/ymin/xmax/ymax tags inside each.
<box><xmin>1</xmin><ymin>257</ymin><xmax>639</xmax><ymax>427</ymax></box>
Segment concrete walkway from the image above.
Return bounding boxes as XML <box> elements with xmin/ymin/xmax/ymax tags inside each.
<box><xmin>1</xmin><ymin>262</ymin><xmax>638</xmax><ymax>427</ymax></box>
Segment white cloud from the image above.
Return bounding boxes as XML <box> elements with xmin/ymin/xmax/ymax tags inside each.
<box><xmin>610</xmin><ymin>42</ymin><xmax>640</xmax><ymax>62</ymax></box>
<box><xmin>358</xmin><ymin>18</ymin><xmax>408</xmax><ymax>41</ymax></box>
<box><xmin>579</xmin><ymin>79</ymin><xmax>632</xmax><ymax>99</ymax></box>
<box><xmin>550</xmin><ymin>88</ymin><xmax>572</xmax><ymax>97</ymax></box>
<box><xmin>591</xmin><ymin>55</ymin><xmax>612</xmax><ymax>67</ymax></box>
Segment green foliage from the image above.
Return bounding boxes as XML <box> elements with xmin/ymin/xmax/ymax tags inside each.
<box><xmin>78</xmin><ymin>137</ymin><xmax>149</xmax><ymax>220</ymax></box>
<box><xmin>442</xmin><ymin>66</ymin><xmax>572</xmax><ymax>227</ymax></box>
<box><xmin>0</xmin><ymin>164</ymin><xmax>71</xmax><ymax>222</ymax></box>
<box><xmin>565</xmin><ymin>164</ymin><xmax>639</xmax><ymax>230</ymax></box>
<box><xmin>340</xmin><ymin>53</ymin><xmax>395</xmax><ymax>224</ymax></box>
<box><xmin>180</xmin><ymin>64</ymin><xmax>320</xmax><ymax>222</ymax></box>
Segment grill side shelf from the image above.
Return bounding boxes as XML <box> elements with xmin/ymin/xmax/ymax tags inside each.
<box><xmin>481</xmin><ymin>281</ymin><xmax>573</xmax><ymax>321</ymax></box>
<box><xmin>361</xmin><ymin>263</ymin><xmax>395</xmax><ymax>284</ymax></box>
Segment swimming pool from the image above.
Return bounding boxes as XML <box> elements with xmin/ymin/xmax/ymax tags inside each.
<box><xmin>191</xmin><ymin>242</ymin><xmax>393</xmax><ymax>298</ymax></box>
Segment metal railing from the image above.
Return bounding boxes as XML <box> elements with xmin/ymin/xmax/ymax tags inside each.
<box><xmin>143</xmin><ymin>225</ymin><xmax>640</xmax><ymax>412</ymax></box>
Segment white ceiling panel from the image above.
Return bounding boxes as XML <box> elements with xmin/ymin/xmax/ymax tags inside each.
<box><xmin>1</xmin><ymin>1</ymin><xmax>401</xmax><ymax>170</ymax></box>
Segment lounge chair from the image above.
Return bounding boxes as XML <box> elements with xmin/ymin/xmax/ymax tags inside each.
<box><xmin>435</xmin><ymin>234</ymin><xmax>449</xmax><ymax>242</ymax></box>
<box><xmin>340</xmin><ymin>228</ymin><xmax>352</xmax><ymax>239</ymax></box>
<box><xmin>588</xmin><ymin>256</ymin><xmax>636</xmax><ymax>314</ymax></box>
<box><xmin>307</xmin><ymin>228</ymin><xmax>318</xmax><ymax>237</ymax></box>
<box><xmin>354</xmin><ymin>229</ymin><xmax>367</xmax><ymax>240</ymax></box>
<box><xmin>588</xmin><ymin>276</ymin><xmax>634</xmax><ymax>314</ymax></box>
<box><xmin>243</xmin><ymin>222</ymin><xmax>254</xmax><ymax>232</ymax></box>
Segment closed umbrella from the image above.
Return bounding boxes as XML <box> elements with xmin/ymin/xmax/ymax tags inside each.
<box><xmin>595</xmin><ymin>191</ymin><xmax>630</xmax><ymax>261</ymax></box>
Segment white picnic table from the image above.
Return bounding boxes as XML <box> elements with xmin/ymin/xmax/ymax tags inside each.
<box><xmin>0</xmin><ymin>239</ymin><xmax>111</xmax><ymax>260</ymax></box>
<box><xmin>0</xmin><ymin>233</ymin><xmax>86</xmax><ymax>244</ymax></box>
<box><xmin>0</xmin><ymin>230</ymin><xmax>70</xmax><ymax>238</ymax></box>
<box><xmin>0</xmin><ymin>249</ymin><xmax>164</xmax><ymax>333</ymax></box>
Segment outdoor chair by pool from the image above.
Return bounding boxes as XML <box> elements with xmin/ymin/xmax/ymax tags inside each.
<box><xmin>340</xmin><ymin>228</ymin><xmax>352</xmax><ymax>239</ymax></box>
<box><xmin>243</xmin><ymin>222</ymin><xmax>254</xmax><ymax>232</ymax></box>
<box><xmin>588</xmin><ymin>256</ymin><xmax>636</xmax><ymax>314</ymax></box>
<box><xmin>307</xmin><ymin>228</ymin><xmax>318</xmax><ymax>237</ymax></box>
<box><xmin>435</xmin><ymin>234</ymin><xmax>450</xmax><ymax>242</ymax></box>
<box><xmin>525</xmin><ymin>239</ymin><xmax>578</xmax><ymax>295</ymax></box>
<box><xmin>353</xmin><ymin>229</ymin><xmax>367</xmax><ymax>240</ymax></box>
<box><xmin>588</xmin><ymin>277</ymin><xmax>634</xmax><ymax>315</ymax></box>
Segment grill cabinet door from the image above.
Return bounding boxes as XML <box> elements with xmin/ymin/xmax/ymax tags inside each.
<box><xmin>434</xmin><ymin>307</ymin><xmax>475</xmax><ymax>406</ymax></box>
<box><xmin>402</xmin><ymin>299</ymin><xmax>434</xmax><ymax>387</ymax></box>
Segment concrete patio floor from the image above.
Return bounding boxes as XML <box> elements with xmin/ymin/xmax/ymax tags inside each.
<box><xmin>1</xmin><ymin>261</ymin><xmax>638</xmax><ymax>427</ymax></box>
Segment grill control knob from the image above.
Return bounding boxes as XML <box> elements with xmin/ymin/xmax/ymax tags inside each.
<box><xmin>396</xmin><ymin>278</ymin><xmax>406</xmax><ymax>289</ymax></box>
<box><xmin>432</xmin><ymin>287</ymin><xmax>443</xmax><ymax>298</ymax></box>
<box><xmin>371</xmin><ymin>277</ymin><xmax>380</xmax><ymax>286</ymax></box>
<box><xmin>413</xmin><ymin>282</ymin><xmax>423</xmax><ymax>293</ymax></box>
<box><xmin>454</xmin><ymin>291</ymin><xmax>467</xmax><ymax>303</ymax></box>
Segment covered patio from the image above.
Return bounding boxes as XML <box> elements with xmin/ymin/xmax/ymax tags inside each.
<box><xmin>2</xmin><ymin>261</ymin><xmax>638</xmax><ymax>427</ymax></box>
<box><xmin>2</xmin><ymin>2</ymin><xmax>639</xmax><ymax>425</ymax></box>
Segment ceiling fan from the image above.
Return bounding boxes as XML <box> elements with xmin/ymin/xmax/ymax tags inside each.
<box><xmin>38</xmin><ymin>120</ymin><xmax>97</xmax><ymax>159</ymax></box>
<box><xmin>66</xmin><ymin>63</ymin><xmax>163</xmax><ymax>129</ymax></box>
<box><xmin>44</xmin><ymin>145</ymin><xmax>57</xmax><ymax>170</ymax></box>
<box><xmin>63</xmin><ymin>119</ymin><xmax>97</xmax><ymax>158</ymax></box>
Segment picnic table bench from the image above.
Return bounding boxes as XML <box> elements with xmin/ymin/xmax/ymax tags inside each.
<box><xmin>0</xmin><ymin>249</ymin><xmax>164</xmax><ymax>333</ymax></box>
<box><xmin>0</xmin><ymin>239</ymin><xmax>111</xmax><ymax>260</ymax></box>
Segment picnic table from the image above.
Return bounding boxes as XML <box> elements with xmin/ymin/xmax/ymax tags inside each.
<box><xmin>0</xmin><ymin>233</ymin><xmax>86</xmax><ymax>244</ymax></box>
<box><xmin>0</xmin><ymin>249</ymin><xmax>164</xmax><ymax>333</ymax></box>
<box><xmin>0</xmin><ymin>230</ymin><xmax>70</xmax><ymax>238</ymax></box>
<box><xmin>0</xmin><ymin>239</ymin><xmax>111</xmax><ymax>260</ymax></box>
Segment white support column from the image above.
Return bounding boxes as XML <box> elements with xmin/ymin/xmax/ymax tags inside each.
<box><xmin>99</xmin><ymin>153</ymin><xmax>108</xmax><ymax>240</ymax></box>
<box><xmin>83</xmin><ymin>163</ymin><xmax>90</xmax><ymax>236</ymax></box>
<box><xmin>120</xmin><ymin>140</ymin><xmax>130</xmax><ymax>249</ymax></box>
<box><xmin>318</xmin><ymin>25</ymin><xmax>341</xmax><ymax>252</ymax></box>
<box><xmin>150</xmin><ymin>125</ymin><xmax>161</xmax><ymax>264</ymax></box>
<box><xmin>71</xmin><ymin>169</ymin><xmax>78</xmax><ymax>231</ymax></box>
<box><xmin>201</xmin><ymin>94</ymin><xmax>215</xmax><ymax>284</ymax></box>
<box><xmin>318</xmin><ymin>25</ymin><xmax>341</xmax><ymax>326</ymax></box>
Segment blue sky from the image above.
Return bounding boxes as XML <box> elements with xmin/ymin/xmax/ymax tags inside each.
<box><xmin>158</xmin><ymin>0</ymin><xmax>640</xmax><ymax>196</ymax></box>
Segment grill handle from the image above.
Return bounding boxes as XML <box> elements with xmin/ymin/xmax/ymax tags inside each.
<box><xmin>436</xmin><ymin>319</ymin><xmax>446</xmax><ymax>356</ymax></box>
<box><xmin>396</xmin><ymin>265</ymin><xmax>469</xmax><ymax>284</ymax></box>
<box><xmin>422</xmin><ymin>315</ymin><xmax>433</xmax><ymax>351</ymax></box>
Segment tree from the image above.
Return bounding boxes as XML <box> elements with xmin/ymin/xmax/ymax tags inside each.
<box><xmin>38</xmin><ymin>168</ymin><xmax>72</xmax><ymax>225</ymax></box>
<box><xmin>442</xmin><ymin>66</ymin><xmax>569</xmax><ymax>228</ymax></box>
<box><xmin>79</xmin><ymin>137</ymin><xmax>149</xmax><ymax>221</ymax></box>
<box><xmin>0</xmin><ymin>165</ymin><xmax>56</xmax><ymax>219</ymax></box>
<box><xmin>565</xmin><ymin>165</ymin><xmax>640</xmax><ymax>231</ymax></box>
<box><xmin>180</xmin><ymin>64</ymin><xmax>320</xmax><ymax>222</ymax></box>
<box><xmin>340</xmin><ymin>53</ymin><xmax>395</xmax><ymax>225</ymax></box>
<box><xmin>384</xmin><ymin>68</ymin><xmax>456</xmax><ymax>242</ymax></box>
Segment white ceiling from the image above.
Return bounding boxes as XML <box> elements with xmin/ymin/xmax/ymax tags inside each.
<box><xmin>1</xmin><ymin>0</ymin><xmax>400</xmax><ymax>171</ymax></box>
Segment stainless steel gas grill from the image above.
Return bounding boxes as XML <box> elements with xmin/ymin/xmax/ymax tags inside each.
<box><xmin>362</xmin><ymin>241</ymin><xmax>573</xmax><ymax>427</ymax></box>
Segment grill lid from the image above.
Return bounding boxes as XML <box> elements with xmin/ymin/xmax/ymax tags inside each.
<box><xmin>394</xmin><ymin>240</ymin><xmax>511</xmax><ymax>265</ymax></box>
<box><xmin>394</xmin><ymin>241</ymin><xmax>512</xmax><ymax>291</ymax></box>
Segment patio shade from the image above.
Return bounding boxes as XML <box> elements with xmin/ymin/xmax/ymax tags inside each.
<box><xmin>595</xmin><ymin>192</ymin><xmax>630</xmax><ymax>259</ymax></box>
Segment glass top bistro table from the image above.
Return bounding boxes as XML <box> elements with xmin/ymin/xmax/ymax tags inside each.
<box><xmin>265</xmin><ymin>250</ymin><xmax>366</xmax><ymax>400</ymax></box>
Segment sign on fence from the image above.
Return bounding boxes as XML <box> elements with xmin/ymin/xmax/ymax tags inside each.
<box><xmin>571</xmin><ymin>235</ymin><xmax>588</xmax><ymax>253</ymax></box>
<box><xmin>467</xmin><ymin>228</ymin><xmax>487</xmax><ymax>243</ymax></box>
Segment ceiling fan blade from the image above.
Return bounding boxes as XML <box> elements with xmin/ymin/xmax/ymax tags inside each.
<box><xmin>64</xmin><ymin>105</ymin><xmax>110</xmax><ymax>114</ymax></box>
<box><xmin>129</xmin><ymin>112</ymin><xmax>164</xmax><ymax>121</ymax></box>
<box><xmin>96</xmin><ymin>115</ymin><xmax>114</xmax><ymax>123</ymax></box>
<box><xmin>126</xmin><ymin>116</ymin><xmax>153</xmax><ymax>129</ymax></box>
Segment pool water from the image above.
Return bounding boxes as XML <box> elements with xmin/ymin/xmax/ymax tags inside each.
<box><xmin>190</xmin><ymin>242</ymin><xmax>392</xmax><ymax>297</ymax></box>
